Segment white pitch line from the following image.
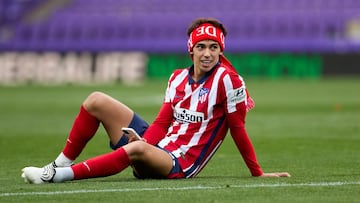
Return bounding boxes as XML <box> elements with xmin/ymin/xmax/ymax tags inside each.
<box><xmin>1</xmin><ymin>181</ymin><xmax>359</xmax><ymax>197</ymax></box>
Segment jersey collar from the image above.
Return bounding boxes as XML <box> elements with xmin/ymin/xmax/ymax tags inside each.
<box><xmin>188</xmin><ymin>61</ymin><xmax>220</xmax><ymax>85</ymax></box>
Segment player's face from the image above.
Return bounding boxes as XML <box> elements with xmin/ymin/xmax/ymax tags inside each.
<box><xmin>192</xmin><ymin>40</ymin><xmax>222</xmax><ymax>79</ymax></box>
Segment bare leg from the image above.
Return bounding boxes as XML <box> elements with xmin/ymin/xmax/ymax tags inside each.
<box><xmin>21</xmin><ymin>91</ymin><xmax>147</xmax><ymax>184</ymax></box>
<box><xmin>123</xmin><ymin>141</ymin><xmax>174</xmax><ymax>178</ymax></box>
<box><xmin>83</xmin><ymin>91</ymin><xmax>134</xmax><ymax>145</ymax></box>
<box><xmin>57</xmin><ymin>91</ymin><xmax>135</xmax><ymax>165</ymax></box>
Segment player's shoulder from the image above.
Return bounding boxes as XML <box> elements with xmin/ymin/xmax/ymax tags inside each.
<box><xmin>216</xmin><ymin>63</ymin><xmax>246</xmax><ymax>88</ymax></box>
<box><xmin>217</xmin><ymin>64</ymin><xmax>244</xmax><ymax>79</ymax></box>
<box><xmin>172</xmin><ymin>68</ymin><xmax>188</xmax><ymax>75</ymax></box>
<box><xmin>167</xmin><ymin>67</ymin><xmax>190</xmax><ymax>83</ymax></box>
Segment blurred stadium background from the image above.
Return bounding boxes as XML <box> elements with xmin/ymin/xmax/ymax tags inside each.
<box><xmin>1</xmin><ymin>2</ymin><xmax>359</xmax><ymax>201</ymax></box>
<box><xmin>1</xmin><ymin>0</ymin><xmax>360</xmax><ymax>85</ymax></box>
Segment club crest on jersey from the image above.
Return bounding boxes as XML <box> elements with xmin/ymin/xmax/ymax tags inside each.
<box><xmin>198</xmin><ymin>87</ymin><xmax>209</xmax><ymax>103</ymax></box>
<box><xmin>229</xmin><ymin>87</ymin><xmax>246</xmax><ymax>104</ymax></box>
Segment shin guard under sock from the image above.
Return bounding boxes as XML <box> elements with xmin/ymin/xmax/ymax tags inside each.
<box><xmin>62</xmin><ymin>105</ymin><xmax>100</xmax><ymax>160</ymax></box>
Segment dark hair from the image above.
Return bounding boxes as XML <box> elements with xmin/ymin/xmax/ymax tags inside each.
<box><xmin>187</xmin><ymin>17</ymin><xmax>227</xmax><ymax>37</ymax></box>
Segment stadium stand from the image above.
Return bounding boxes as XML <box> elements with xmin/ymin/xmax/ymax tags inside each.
<box><xmin>1</xmin><ymin>0</ymin><xmax>360</xmax><ymax>52</ymax></box>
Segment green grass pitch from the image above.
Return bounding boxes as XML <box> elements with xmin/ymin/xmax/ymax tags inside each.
<box><xmin>0</xmin><ymin>77</ymin><xmax>359</xmax><ymax>202</ymax></box>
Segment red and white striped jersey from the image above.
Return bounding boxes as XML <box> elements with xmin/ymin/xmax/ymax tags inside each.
<box><xmin>143</xmin><ymin>60</ymin><xmax>262</xmax><ymax>178</ymax></box>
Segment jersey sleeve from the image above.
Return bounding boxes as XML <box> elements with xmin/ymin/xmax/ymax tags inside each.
<box><xmin>227</xmin><ymin>111</ymin><xmax>263</xmax><ymax>176</ymax></box>
<box><xmin>223</xmin><ymin>72</ymin><xmax>263</xmax><ymax>176</ymax></box>
<box><xmin>142</xmin><ymin>102</ymin><xmax>173</xmax><ymax>145</ymax></box>
<box><xmin>142</xmin><ymin>72</ymin><xmax>176</xmax><ymax>145</ymax></box>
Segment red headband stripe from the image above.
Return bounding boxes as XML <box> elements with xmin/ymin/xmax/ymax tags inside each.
<box><xmin>187</xmin><ymin>23</ymin><xmax>225</xmax><ymax>52</ymax></box>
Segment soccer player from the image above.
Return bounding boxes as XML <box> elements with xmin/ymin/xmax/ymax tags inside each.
<box><xmin>21</xmin><ymin>17</ymin><xmax>290</xmax><ymax>184</ymax></box>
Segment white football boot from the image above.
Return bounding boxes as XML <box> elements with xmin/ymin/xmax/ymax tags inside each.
<box><xmin>21</xmin><ymin>162</ymin><xmax>56</xmax><ymax>184</ymax></box>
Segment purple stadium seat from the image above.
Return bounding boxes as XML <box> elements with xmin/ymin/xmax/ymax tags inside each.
<box><xmin>1</xmin><ymin>0</ymin><xmax>360</xmax><ymax>52</ymax></box>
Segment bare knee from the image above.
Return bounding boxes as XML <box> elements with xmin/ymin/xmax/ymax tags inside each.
<box><xmin>124</xmin><ymin>141</ymin><xmax>150</xmax><ymax>162</ymax></box>
<box><xmin>83</xmin><ymin>91</ymin><xmax>108</xmax><ymax>112</ymax></box>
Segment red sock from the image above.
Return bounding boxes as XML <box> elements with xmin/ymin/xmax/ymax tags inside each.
<box><xmin>62</xmin><ymin>105</ymin><xmax>100</xmax><ymax>160</ymax></box>
<box><xmin>71</xmin><ymin>148</ymin><xmax>131</xmax><ymax>180</ymax></box>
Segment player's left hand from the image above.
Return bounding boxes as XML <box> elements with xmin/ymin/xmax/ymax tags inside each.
<box><xmin>260</xmin><ymin>172</ymin><xmax>291</xmax><ymax>177</ymax></box>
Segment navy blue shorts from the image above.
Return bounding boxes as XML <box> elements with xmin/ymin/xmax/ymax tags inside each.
<box><xmin>110</xmin><ymin>112</ymin><xmax>149</xmax><ymax>150</ymax></box>
<box><xmin>132</xmin><ymin>146</ymin><xmax>185</xmax><ymax>179</ymax></box>
<box><xmin>159</xmin><ymin>147</ymin><xmax>185</xmax><ymax>179</ymax></box>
